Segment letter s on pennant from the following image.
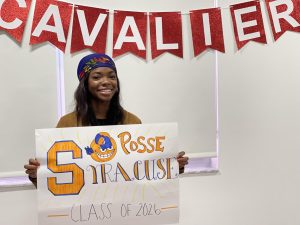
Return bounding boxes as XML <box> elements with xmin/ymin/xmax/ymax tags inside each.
<box><xmin>47</xmin><ymin>141</ymin><xmax>84</xmax><ymax>196</ymax></box>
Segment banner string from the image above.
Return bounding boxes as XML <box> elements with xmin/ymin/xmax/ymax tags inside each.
<box><xmin>69</xmin><ymin>0</ymin><xmax>265</xmax><ymax>14</ymax></box>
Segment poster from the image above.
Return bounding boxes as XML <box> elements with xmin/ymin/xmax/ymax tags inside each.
<box><xmin>36</xmin><ymin>123</ymin><xmax>179</xmax><ymax>225</ymax></box>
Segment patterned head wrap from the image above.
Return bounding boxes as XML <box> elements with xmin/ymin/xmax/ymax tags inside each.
<box><xmin>77</xmin><ymin>53</ymin><xmax>117</xmax><ymax>81</ymax></box>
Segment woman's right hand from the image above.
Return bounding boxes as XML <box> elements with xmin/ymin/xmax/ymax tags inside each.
<box><xmin>24</xmin><ymin>158</ymin><xmax>40</xmax><ymax>187</ymax></box>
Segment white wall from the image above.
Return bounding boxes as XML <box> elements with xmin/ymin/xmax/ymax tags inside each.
<box><xmin>1</xmin><ymin>0</ymin><xmax>300</xmax><ymax>225</ymax></box>
<box><xmin>0</xmin><ymin>38</ymin><xmax>58</xmax><ymax>173</ymax></box>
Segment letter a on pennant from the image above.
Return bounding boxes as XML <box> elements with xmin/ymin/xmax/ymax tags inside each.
<box><xmin>265</xmin><ymin>0</ymin><xmax>300</xmax><ymax>41</ymax></box>
<box><xmin>71</xmin><ymin>5</ymin><xmax>109</xmax><ymax>54</ymax></box>
<box><xmin>230</xmin><ymin>0</ymin><xmax>267</xmax><ymax>50</ymax></box>
<box><xmin>149</xmin><ymin>12</ymin><xmax>183</xmax><ymax>60</ymax></box>
<box><xmin>113</xmin><ymin>11</ymin><xmax>147</xmax><ymax>59</ymax></box>
<box><xmin>0</xmin><ymin>0</ymin><xmax>32</xmax><ymax>43</ymax></box>
<box><xmin>30</xmin><ymin>0</ymin><xmax>72</xmax><ymax>52</ymax></box>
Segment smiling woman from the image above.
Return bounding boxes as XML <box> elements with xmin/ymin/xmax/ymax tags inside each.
<box><xmin>65</xmin><ymin>53</ymin><xmax>133</xmax><ymax>126</ymax></box>
<box><xmin>24</xmin><ymin>53</ymin><xmax>189</xmax><ymax>188</ymax></box>
<box><xmin>88</xmin><ymin>68</ymin><xmax>118</xmax><ymax>102</ymax></box>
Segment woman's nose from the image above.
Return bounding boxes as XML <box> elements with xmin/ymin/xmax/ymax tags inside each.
<box><xmin>100</xmin><ymin>76</ymin><xmax>110</xmax><ymax>84</ymax></box>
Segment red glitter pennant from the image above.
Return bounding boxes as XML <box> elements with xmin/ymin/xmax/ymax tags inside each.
<box><xmin>149</xmin><ymin>12</ymin><xmax>183</xmax><ymax>60</ymax></box>
<box><xmin>30</xmin><ymin>0</ymin><xmax>72</xmax><ymax>52</ymax></box>
<box><xmin>230</xmin><ymin>0</ymin><xmax>267</xmax><ymax>50</ymax></box>
<box><xmin>71</xmin><ymin>5</ymin><xmax>109</xmax><ymax>54</ymax></box>
<box><xmin>0</xmin><ymin>0</ymin><xmax>32</xmax><ymax>43</ymax></box>
<box><xmin>265</xmin><ymin>0</ymin><xmax>300</xmax><ymax>41</ymax></box>
<box><xmin>190</xmin><ymin>7</ymin><xmax>225</xmax><ymax>56</ymax></box>
<box><xmin>112</xmin><ymin>10</ymin><xmax>147</xmax><ymax>59</ymax></box>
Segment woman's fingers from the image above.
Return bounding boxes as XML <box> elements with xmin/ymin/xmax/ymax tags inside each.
<box><xmin>178</xmin><ymin>155</ymin><xmax>188</xmax><ymax>174</ymax></box>
<box><xmin>24</xmin><ymin>158</ymin><xmax>40</xmax><ymax>178</ymax></box>
<box><xmin>24</xmin><ymin>169</ymin><xmax>37</xmax><ymax>178</ymax></box>
<box><xmin>178</xmin><ymin>157</ymin><xmax>189</xmax><ymax>169</ymax></box>
<box><xmin>25</xmin><ymin>169</ymin><xmax>37</xmax><ymax>176</ymax></box>
<box><xmin>24</xmin><ymin>164</ymin><xmax>38</xmax><ymax>170</ymax></box>
<box><xmin>177</xmin><ymin>151</ymin><xmax>189</xmax><ymax>173</ymax></box>
<box><xmin>177</xmin><ymin>152</ymin><xmax>189</xmax><ymax>166</ymax></box>
<box><xmin>25</xmin><ymin>158</ymin><xmax>40</xmax><ymax>168</ymax></box>
<box><xmin>177</xmin><ymin>151</ymin><xmax>185</xmax><ymax>158</ymax></box>
<box><xmin>29</xmin><ymin>158</ymin><xmax>40</xmax><ymax>166</ymax></box>
<box><xmin>177</xmin><ymin>157</ymin><xmax>189</xmax><ymax>164</ymax></box>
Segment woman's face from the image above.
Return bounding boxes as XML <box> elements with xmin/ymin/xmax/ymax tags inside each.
<box><xmin>88</xmin><ymin>67</ymin><xmax>118</xmax><ymax>103</ymax></box>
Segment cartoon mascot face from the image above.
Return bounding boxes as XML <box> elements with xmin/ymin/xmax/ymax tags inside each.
<box><xmin>85</xmin><ymin>132</ymin><xmax>117</xmax><ymax>162</ymax></box>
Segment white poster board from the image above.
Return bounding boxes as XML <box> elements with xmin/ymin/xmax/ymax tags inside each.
<box><xmin>36</xmin><ymin>123</ymin><xmax>179</xmax><ymax>225</ymax></box>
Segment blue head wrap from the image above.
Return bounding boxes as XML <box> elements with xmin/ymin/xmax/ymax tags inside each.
<box><xmin>77</xmin><ymin>53</ymin><xmax>117</xmax><ymax>81</ymax></box>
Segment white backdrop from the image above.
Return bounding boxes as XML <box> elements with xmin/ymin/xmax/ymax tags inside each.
<box><xmin>0</xmin><ymin>37</ymin><xmax>57</xmax><ymax>173</ymax></box>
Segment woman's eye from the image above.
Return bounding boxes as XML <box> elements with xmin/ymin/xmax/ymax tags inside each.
<box><xmin>109</xmin><ymin>74</ymin><xmax>117</xmax><ymax>79</ymax></box>
<box><xmin>92</xmin><ymin>75</ymin><xmax>101</xmax><ymax>80</ymax></box>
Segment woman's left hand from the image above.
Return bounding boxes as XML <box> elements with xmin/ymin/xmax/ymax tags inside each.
<box><xmin>177</xmin><ymin>151</ymin><xmax>189</xmax><ymax>174</ymax></box>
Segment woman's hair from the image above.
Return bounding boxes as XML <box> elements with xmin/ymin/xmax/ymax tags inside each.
<box><xmin>74</xmin><ymin>74</ymin><xmax>124</xmax><ymax>126</ymax></box>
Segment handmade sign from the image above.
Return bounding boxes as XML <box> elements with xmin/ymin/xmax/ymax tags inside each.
<box><xmin>36</xmin><ymin>123</ymin><xmax>179</xmax><ymax>225</ymax></box>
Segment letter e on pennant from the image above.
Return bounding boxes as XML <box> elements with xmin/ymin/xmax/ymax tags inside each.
<box><xmin>230</xmin><ymin>0</ymin><xmax>267</xmax><ymax>50</ymax></box>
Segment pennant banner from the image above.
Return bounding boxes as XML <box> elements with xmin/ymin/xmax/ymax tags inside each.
<box><xmin>190</xmin><ymin>7</ymin><xmax>225</xmax><ymax>56</ymax></box>
<box><xmin>0</xmin><ymin>0</ymin><xmax>32</xmax><ymax>43</ymax></box>
<box><xmin>71</xmin><ymin>5</ymin><xmax>109</xmax><ymax>54</ymax></box>
<box><xmin>2</xmin><ymin>0</ymin><xmax>300</xmax><ymax>59</ymax></box>
<box><xmin>149</xmin><ymin>12</ymin><xmax>183</xmax><ymax>59</ymax></box>
<box><xmin>265</xmin><ymin>0</ymin><xmax>300</xmax><ymax>41</ymax></box>
<box><xmin>112</xmin><ymin>10</ymin><xmax>147</xmax><ymax>59</ymax></box>
<box><xmin>30</xmin><ymin>0</ymin><xmax>72</xmax><ymax>52</ymax></box>
<box><xmin>36</xmin><ymin>123</ymin><xmax>179</xmax><ymax>225</ymax></box>
<box><xmin>230</xmin><ymin>0</ymin><xmax>267</xmax><ymax>50</ymax></box>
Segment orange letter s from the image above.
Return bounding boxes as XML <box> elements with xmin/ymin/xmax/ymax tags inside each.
<box><xmin>47</xmin><ymin>141</ymin><xmax>84</xmax><ymax>195</ymax></box>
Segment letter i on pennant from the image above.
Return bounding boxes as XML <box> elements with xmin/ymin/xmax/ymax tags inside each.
<box><xmin>230</xmin><ymin>0</ymin><xmax>267</xmax><ymax>50</ymax></box>
<box><xmin>190</xmin><ymin>7</ymin><xmax>225</xmax><ymax>56</ymax></box>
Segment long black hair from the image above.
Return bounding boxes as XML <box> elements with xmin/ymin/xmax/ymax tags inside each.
<box><xmin>74</xmin><ymin>74</ymin><xmax>124</xmax><ymax>126</ymax></box>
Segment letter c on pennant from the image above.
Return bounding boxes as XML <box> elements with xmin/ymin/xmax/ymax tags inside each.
<box><xmin>0</xmin><ymin>0</ymin><xmax>27</xmax><ymax>29</ymax></box>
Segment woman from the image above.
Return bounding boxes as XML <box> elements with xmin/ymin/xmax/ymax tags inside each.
<box><xmin>24</xmin><ymin>53</ymin><xmax>189</xmax><ymax>187</ymax></box>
